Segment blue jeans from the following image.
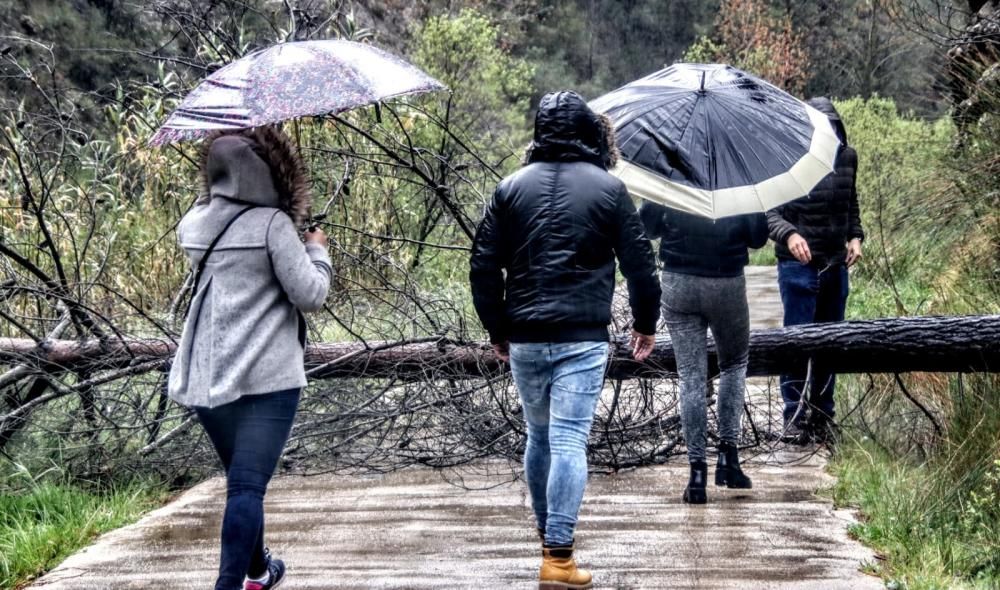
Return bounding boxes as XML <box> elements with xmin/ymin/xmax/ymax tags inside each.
<box><xmin>509</xmin><ymin>341</ymin><xmax>609</xmax><ymax>547</ymax></box>
<box><xmin>195</xmin><ymin>389</ymin><xmax>300</xmax><ymax>590</ymax></box>
<box><xmin>777</xmin><ymin>260</ymin><xmax>849</xmax><ymax>426</ymax></box>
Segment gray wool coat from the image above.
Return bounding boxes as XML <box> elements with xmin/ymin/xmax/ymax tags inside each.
<box><xmin>168</xmin><ymin>136</ymin><xmax>332</xmax><ymax>408</ymax></box>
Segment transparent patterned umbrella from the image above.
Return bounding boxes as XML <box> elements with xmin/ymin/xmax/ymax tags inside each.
<box><xmin>150</xmin><ymin>40</ymin><xmax>446</xmax><ymax>145</ymax></box>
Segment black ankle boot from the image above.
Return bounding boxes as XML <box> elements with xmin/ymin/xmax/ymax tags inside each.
<box><xmin>683</xmin><ymin>461</ymin><xmax>708</xmax><ymax>504</ymax></box>
<box><xmin>715</xmin><ymin>442</ymin><xmax>753</xmax><ymax>489</ymax></box>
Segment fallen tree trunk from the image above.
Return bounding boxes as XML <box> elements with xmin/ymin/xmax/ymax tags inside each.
<box><xmin>1</xmin><ymin>315</ymin><xmax>998</xmax><ymax>380</ymax></box>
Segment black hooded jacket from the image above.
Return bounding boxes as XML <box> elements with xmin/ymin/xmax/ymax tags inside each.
<box><xmin>767</xmin><ymin>97</ymin><xmax>865</xmax><ymax>265</ymax></box>
<box><xmin>469</xmin><ymin>91</ymin><xmax>661</xmax><ymax>344</ymax></box>
<box><xmin>639</xmin><ymin>203</ymin><xmax>769</xmax><ymax>277</ymax></box>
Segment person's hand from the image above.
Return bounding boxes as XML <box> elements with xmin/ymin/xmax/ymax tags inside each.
<box><xmin>493</xmin><ymin>341</ymin><xmax>510</xmax><ymax>363</ymax></box>
<box><xmin>846</xmin><ymin>238</ymin><xmax>863</xmax><ymax>267</ymax></box>
<box><xmin>303</xmin><ymin>227</ymin><xmax>327</xmax><ymax>245</ymax></box>
<box><xmin>787</xmin><ymin>233</ymin><xmax>812</xmax><ymax>264</ymax></box>
<box><xmin>630</xmin><ymin>329</ymin><xmax>656</xmax><ymax>362</ymax></box>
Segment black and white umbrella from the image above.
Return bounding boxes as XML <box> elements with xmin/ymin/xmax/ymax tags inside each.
<box><xmin>590</xmin><ymin>63</ymin><xmax>840</xmax><ymax>219</ymax></box>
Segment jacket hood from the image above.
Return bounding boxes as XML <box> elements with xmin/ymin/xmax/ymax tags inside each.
<box><xmin>526</xmin><ymin>91</ymin><xmax>619</xmax><ymax>169</ymax></box>
<box><xmin>199</xmin><ymin>126</ymin><xmax>312</xmax><ymax>225</ymax></box>
<box><xmin>806</xmin><ymin>96</ymin><xmax>848</xmax><ymax>145</ymax></box>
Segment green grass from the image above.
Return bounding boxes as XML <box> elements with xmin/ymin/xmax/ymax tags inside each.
<box><xmin>829</xmin><ymin>444</ymin><xmax>1000</xmax><ymax>590</ymax></box>
<box><xmin>829</xmin><ymin>374</ymin><xmax>1000</xmax><ymax>590</ymax></box>
<box><xmin>845</xmin><ymin>273</ymin><xmax>938</xmax><ymax>319</ymax></box>
<box><xmin>0</xmin><ymin>481</ymin><xmax>169</xmax><ymax>590</ymax></box>
<box><xmin>748</xmin><ymin>245</ymin><xmax>777</xmax><ymax>266</ymax></box>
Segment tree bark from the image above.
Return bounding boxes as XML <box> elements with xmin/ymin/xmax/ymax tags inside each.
<box><xmin>1</xmin><ymin>315</ymin><xmax>998</xmax><ymax>380</ymax></box>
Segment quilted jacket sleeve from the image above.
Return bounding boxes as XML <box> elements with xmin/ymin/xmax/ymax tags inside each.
<box><xmin>613</xmin><ymin>185</ymin><xmax>661</xmax><ymax>336</ymax></box>
<box><xmin>469</xmin><ymin>188</ymin><xmax>508</xmax><ymax>344</ymax></box>
<box><xmin>745</xmin><ymin>212</ymin><xmax>770</xmax><ymax>249</ymax></box>
<box><xmin>767</xmin><ymin>205</ymin><xmax>798</xmax><ymax>246</ymax></box>
<box><xmin>843</xmin><ymin>149</ymin><xmax>865</xmax><ymax>242</ymax></box>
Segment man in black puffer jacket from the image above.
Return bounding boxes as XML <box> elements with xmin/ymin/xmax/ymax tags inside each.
<box><xmin>767</xmin><ymin>97</ymin><xmax>865</xmax><ymax>443</ymax></box>
<box><xmin>469</xmin><ymin>91</ymin><xmax>660</xmax><ymax>590</ymax></box>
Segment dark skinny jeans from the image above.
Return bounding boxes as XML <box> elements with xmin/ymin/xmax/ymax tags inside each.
<box><xmin>194</xmin><ymin>388</ymin><xmax>300</xmax><ymax>590</ymax></box>
<box><xmin>661</xmin><ymin>271</ymin><xmax>750</xmax><ymax>463</ymax></box>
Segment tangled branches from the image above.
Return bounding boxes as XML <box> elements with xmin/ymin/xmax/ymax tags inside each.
<box><xmin>0</xmin><ymin>23</ymin><xmax>695</xmax><ymax>486</ymax></box>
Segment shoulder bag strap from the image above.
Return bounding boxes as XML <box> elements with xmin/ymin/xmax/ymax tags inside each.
<box><xmin>187</xmin><ymin>205</ymin><xmax>255</xmax><ymax>306</ymax></box>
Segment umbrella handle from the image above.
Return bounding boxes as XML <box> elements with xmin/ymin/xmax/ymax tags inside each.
<box><xmin>305</xmin><ymin>213</ymin><xmax>327</xmax><ymax>232</ymax></box>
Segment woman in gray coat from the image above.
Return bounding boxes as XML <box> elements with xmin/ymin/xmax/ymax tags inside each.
<box><xmin>168</xmin><ymin>127</ymin><xmax>332</xmax><ymax>590</ymax></box>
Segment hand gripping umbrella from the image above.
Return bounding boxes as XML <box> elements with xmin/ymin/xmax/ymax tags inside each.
<box><xmin>590</xmin><ymin>63</ymin><xmax>840</xmax><ymax>219</ymax></box>
<box><xmin>150</xmin><ymin>40</ymin><xmax>446</xmax><ymax>145</ymax></box>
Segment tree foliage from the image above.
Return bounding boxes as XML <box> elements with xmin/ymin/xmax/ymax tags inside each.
<box><xmin>791</xmin><ymin>1</ymin><xmax>939</xmax><ymax>113</ymax></box>
<box><xmin>521</xmin><ymin>0</ymin><xmax>718</xmax><ymax>99</ymax></box>
<box><xmin>413</xmin><ymin>8</ymin><xmax>534</xmax><ymax>153</ymax></box>
<box><xmin>686</xmin><ymin>0</ymin><xmax>810</xmax><ymax>93</ymax></box>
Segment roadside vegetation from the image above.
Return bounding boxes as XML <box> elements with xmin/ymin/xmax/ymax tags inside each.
<box><xmin>0</xmin><ymin>472</ymin><xmax>168</xmax><ymax>589</ymax></box>
<box><xmin>825</xmin><ymin>98</ymin><xmax>999</xmax><ymax>589</ymax></box>
<box><xmin>831</xmin><ymin>374</ymin><xmax>1000</xmax><ymax>589</ymax></box>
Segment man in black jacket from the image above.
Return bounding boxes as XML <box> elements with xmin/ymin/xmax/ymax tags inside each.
<box><xmin>767</xmin><ymin>97</ymin><xmax>865</xmax><ymax>443</ymax></box>
<box><xmin>469</xmin><ymin>91</ymin><xmax>660</xmax><ymax>590</ymax></box>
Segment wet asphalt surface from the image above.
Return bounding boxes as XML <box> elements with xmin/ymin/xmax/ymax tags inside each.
<box><xmin>30</xmin><ymin>459</ymin><xmax>880</xmax><ymax>589</ymax></box>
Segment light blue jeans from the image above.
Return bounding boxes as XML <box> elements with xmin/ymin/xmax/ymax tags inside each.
<box><xmin>509</xmin><ymin>341</ymin><xmax>609</xmax><ymax>546</ymax></box>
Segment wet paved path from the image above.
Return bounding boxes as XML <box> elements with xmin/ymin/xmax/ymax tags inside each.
<box><xmin>32</xmin><ymin>267</ymin><xmax>882</xmax><ymax>589</ymax></box>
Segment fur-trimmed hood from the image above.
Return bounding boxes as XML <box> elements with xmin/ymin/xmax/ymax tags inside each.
<box><xmin>526</xmin><ymin>91</ymin><xmax>620</xmax><ymax>170</ymax></box>
<box><xmin>198</xmin><ymin>126</ymin><xmax>312</xmax><ymax>225</ymax></box>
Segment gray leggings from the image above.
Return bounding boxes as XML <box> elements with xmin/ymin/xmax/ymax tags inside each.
<box><xmin>661</xmin><ymin>271</ymin><xmax>750</xmax><ymax>463</ymax></box>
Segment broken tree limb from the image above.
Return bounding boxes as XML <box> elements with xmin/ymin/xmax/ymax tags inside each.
<box><xmin>1</xmin><ymin>315</ymin><xmax>998</xmax><ymax>380</ymax></box>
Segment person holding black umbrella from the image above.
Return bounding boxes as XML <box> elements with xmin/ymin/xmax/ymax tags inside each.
<box><xmin>592</xmin><ymin>63</ymin><xmax>843</xmax><ymax>504</ymax></box>
<box><xmin>640</xmin><ymin>204</ymin><xmax>768</xmax><ymax>503</ymax></box>
<box><xmin>767</xmin><ymin>97</ymin><xmax>865</xmax><ymax>444</ymax></box>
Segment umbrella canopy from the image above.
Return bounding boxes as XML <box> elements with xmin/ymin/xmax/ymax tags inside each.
<box><xmin>150</xmin><ymin>40</ymin><xmax>446</xmax><ymax>145</ymax></box>
<box><xmin>589</xmin><ymin>63</ymin><xmax>840</xmax><ymax>219</ymax></box>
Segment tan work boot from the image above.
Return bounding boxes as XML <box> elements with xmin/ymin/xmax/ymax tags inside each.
<box><xmin>539</xmin><ymin>545</ymin><xmax>593</xmax><ymax>590</ymax></box>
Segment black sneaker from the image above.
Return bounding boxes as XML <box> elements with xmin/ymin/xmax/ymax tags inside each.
<box><xmin>809</xmin><ymin>420</ymin><xmax>840</xmax><ymax>445</ymax></box>
<box><xmin>245</xmin><ymin>548</ymin><xmax>285</xmax><ymax>590</ymax></box>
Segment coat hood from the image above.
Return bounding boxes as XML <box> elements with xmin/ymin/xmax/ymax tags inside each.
<box><xmin>199</xmin><ymin>126</ymin><xmax>312</xmax><ymax>225</ymax></box>
<box><xmin>806</xmin><ymin>96</ymin><xmax>848</xmax><ymax>146</ymax></box>
<box><xmin>526</xmin><ymin>91</ymin><xmax>619</xmax><ymax>169</ymax></box>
